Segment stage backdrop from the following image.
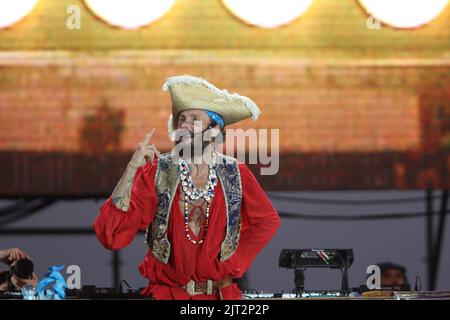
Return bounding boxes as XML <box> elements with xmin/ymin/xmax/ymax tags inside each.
<box><xmin>0</xmin><ymin>0</ymin><xmax>449</xmax><ymax>197</ymax></box>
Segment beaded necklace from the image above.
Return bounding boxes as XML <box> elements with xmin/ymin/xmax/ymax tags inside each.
<box><xmin>178</xmin><ymin>154</ymin><xmax>218</xmax><ymax>245</ymax></box>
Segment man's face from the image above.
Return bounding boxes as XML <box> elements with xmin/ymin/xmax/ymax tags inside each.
<box><xmin>10</xmin><ymin>273</ymin><xmax>38</xmax><ymax>290</ymax></box>
<box><xmin>176</xmin><ymin>109</ymin><xmax>211</xmax><ymax>134</ymax></box>
<box><xmin>380</xmin><ymin>268</ymin><xmax>406</xmax><ymax>286</ymax></box>
<box><xmin>174</xmin><ymin>109</ymin><xmax>217</xmax><ymax>160</ymax></box>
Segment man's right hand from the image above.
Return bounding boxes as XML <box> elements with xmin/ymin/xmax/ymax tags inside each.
<box><xmin>129</xmin><ymin>128</ymin><xmax>160</xmax><ymax>169</ymax></box>
<box><xmin>111</xmin><ymin>129</ymin><xmax>160</xmax><ymax>212</ymax></box>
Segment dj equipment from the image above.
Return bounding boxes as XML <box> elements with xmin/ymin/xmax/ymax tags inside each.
<box><xmin>279</xmin><ymin>248</ymin><xmax>354</xmax><ymax>294</ymax></box>
<box><xmin>66</xmin><ymin>286</ymin><xmax>147</xmax><ymax>299</ymax></box>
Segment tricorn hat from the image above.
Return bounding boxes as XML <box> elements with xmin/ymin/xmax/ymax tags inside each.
<box><xmin>163</xmin><ymin>75</ymin><xmax>260</xmax><ymax>136</ymax></box>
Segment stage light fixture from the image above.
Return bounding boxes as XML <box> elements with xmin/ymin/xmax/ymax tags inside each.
<box><xmin>359</xmin><ymin>0</ymin><xmax>448</xmax><ymax>29</ymax></box>
<box><xmin>0</xmin><ymin>0</ymin><xmax>38</xmax><ymax>29</ymax></box>
<box><xmin>222</xmin><ymin>0</ymin><xmax>313</xmax><ymax>29</ymax></box>
<box><xmin>84</xmin><ymin>0</ymin><xmax>176</xmax><ymax>29</ymax></box>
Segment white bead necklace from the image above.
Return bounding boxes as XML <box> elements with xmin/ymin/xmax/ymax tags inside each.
<box><xmin>178</xmin><ymin>154</ymin><xmax>218</xmax><ymax>245</ymax></box>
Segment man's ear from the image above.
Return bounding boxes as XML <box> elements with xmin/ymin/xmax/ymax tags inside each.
<box><xmin>211</xmin><ymin>125</ymin><xmax>226</xmax><ymax>144</ymax></box>
<box><xmin>209</xmin><ymin>124</ymin><xmax>221</xmax><ymax>136</ymax></box>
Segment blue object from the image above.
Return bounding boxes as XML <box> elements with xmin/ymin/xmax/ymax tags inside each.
<box><xmin>36</xmin><ymin>265</ymin><xmax>67</xmax><ymax>300</ymax></box>
<box><xmin>205</xmin><ymin>110</ymin><xmax>224</xmax><ymax>128</ymax></box>
<box><xmin>21</xmin><ymin>285</ymin><xmax>36</xmax><ymax>300</ymax></box>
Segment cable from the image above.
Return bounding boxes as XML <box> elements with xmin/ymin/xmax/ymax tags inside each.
<box><xmin>0</xmin><ymin>199</ymin><xmax>56</xmax><ymax>226</ymax></box>
<box><xmin>278</xmin><ymin>210</ymin><xmax>450</xmax><ymax>221</ymax></box>
<box><xmin>268</xmin><ymin>193</ymin><xmax>448</xmax><ymax>206</ymax></box>
<box><xmin>0</xmin><ymin>199</ymin><xmax>33</xmax><ymax>217</ymax></box>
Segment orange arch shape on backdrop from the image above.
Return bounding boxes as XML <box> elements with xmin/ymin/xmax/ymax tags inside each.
<box><xmin>1</xmin><ymin>0</ymin><xmax>449</xmax><ymax>30</ymax></box>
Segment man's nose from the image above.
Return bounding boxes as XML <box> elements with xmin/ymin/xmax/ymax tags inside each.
<box><xmin>178</xmin><ymin>122</ymin><xmax>192</xmax><ymax>130</ymax></box>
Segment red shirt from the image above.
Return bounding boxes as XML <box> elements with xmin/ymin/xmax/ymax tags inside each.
<box><xmin>93</xmin><ymin>159</ymin><xmax>280</xmax><ymax>300</ymax></box>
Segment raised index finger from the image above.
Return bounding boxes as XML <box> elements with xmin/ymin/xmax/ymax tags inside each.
<box><xmin>141</xmin><ymin>128</ymin><xmax>156</xmax><ymax>145</ymax></box>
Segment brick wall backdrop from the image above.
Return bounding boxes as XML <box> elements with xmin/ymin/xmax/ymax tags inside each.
<box><xmin>0</xmin><ymin>0</ymin><xmax>449</xmax><ymax>195</ymax></box>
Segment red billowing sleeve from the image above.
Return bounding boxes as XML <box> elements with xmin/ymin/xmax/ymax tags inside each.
<box><xmin>93</xmin><ymin>160</ymin><xmax>158</xmax><ymax>250</ymax></box>
<box><xmin>222</xmin><ymin>164</ymin><xmax>281</xmax><ymax>279</ymax></box>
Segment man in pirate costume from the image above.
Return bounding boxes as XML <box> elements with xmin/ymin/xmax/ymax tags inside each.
<box><xmin>93</xmin><ymin>75</ymin><xmax>280</xmax><ymax>300</ymax></box>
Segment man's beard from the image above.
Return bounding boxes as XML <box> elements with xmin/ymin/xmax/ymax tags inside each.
<box><xmin>174</xmin><ymin>134</ymin><xmax>216</xmax><ymax>162</ymax></box>
<box><xmin>172</xmin><ymin>125</ymin><xmax>223</xmax><ymax>164</ymax></box>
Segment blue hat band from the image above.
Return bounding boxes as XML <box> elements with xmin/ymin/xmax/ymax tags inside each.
<box><xmin>205</xmin><ymin>110</ymin><xmax>224</xmax><ymax>129</ymax></box>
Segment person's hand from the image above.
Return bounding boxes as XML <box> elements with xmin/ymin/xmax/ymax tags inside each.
<box><xmin>128</xmin><ymin>129</ymin><xmax>160</xmax><ymax>169</ymax></box>
<box><xmin>0</xmin><ymin>248</ymin><xmax>31</xmax><ymax>265</ymax></box>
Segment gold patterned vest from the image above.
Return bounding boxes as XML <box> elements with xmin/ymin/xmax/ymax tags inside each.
<box><xmin>145</xmin><ymin>152</ymin><xmax>242</xmax><ymax>264</ymax></box>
